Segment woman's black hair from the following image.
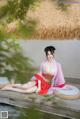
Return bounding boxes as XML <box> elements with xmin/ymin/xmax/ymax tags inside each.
<box><xmin>44</xmin><ymin>46</ymin><xmax>56</xmax><ymax>56</ymax></box>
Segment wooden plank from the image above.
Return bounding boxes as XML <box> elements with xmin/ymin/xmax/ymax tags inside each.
<box><xmin>0</xmin><ymin>79</ymin><xmax>80</xmax><ymax>118</ymax></box>
<box><xmin>0</xmin><ymin>90</ymin><xmax>80</xmax><ymax>118</ymax></box>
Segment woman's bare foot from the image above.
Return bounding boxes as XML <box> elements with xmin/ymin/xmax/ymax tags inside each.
<box><xmin>1</xmin><ymin>85</ymin><xmax>13</xmax><ymax>90</ymax></box>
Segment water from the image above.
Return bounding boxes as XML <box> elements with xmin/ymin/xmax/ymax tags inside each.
<box><xmin>0</xmin><ymin>104</ymin><xmax>20</xmax><ymax>119</ymax></box>
<box><xmin>19</xmin><ymin>40</ymin><xmax>80</xmax><ymax>79</ymax></box>
<box><xmin>0</xmin><ymin>104</ymin><xmax>70</xmax><ymax>119</ymax></box>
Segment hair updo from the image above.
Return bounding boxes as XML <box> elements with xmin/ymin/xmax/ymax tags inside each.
<box><xmin>44</xmin><ymin>46</ymin><xmax>56</xmax><ymax>56</ymax></box>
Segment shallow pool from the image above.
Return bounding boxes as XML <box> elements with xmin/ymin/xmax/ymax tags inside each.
<box><xmin>0</xmin><ymin>104</ymin><xmax>70</xmax><ymax>119</ymax></box>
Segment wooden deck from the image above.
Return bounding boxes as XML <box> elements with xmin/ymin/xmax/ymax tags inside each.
<box><xmin>0</xmin><ymin>78</ymin><xmax>80</xmax><ymax>119</ymax></box>
<box><xmin>0</xmin><ymin>91</ymin><xmax>80</xmax><ymax>118</ymax></box>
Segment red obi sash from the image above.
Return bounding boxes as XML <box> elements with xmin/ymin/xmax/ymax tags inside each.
<box><xmin>34</xmin><ymin>74</ymin><xmax>65</xmax><ymax>95</ymax></box>
<box><xmin>34</xmin><ymin>74</ymin><xmax>51</xmax><ymax>95</ymax></box>
<box><xmin>42</xmin><ymin>73</ymin><xmax>54</xmax><ymax>80</ymax></box>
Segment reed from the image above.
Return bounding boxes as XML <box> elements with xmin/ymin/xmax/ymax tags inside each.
<box><xmin>31</xmin><ymin>26</ymin><xmax>80</xmax><ymax>39</ymax></box>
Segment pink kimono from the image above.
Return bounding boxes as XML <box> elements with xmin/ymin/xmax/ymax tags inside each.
<box><xmin>48</xmin><ymin>62</ymin><xmax>65</xmax><ymax>94</ymax></box>
<box><xmin>31</xmin><ymin>60</ymin><xmax>65</xmax><ymax>95</ymax></box>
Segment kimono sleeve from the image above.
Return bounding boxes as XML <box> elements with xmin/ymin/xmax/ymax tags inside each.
<box><xmin>51</xmin><ymin>63</ymin><xmax>65</xmax><ymax>86</ymax></box>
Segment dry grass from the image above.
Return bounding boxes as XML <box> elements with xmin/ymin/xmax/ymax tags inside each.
<box><xmin>27</xmin><ymin>0</ymin><xmax>80</xmax><ymax>39</ymax></box>
<box><xmin>30</xmin><ymin>26</ymin><xmax>80</xmax><ymax>39</ymax></box>
<box><xmin>1</xmin><ymin>0</ymin><xmax>80</xmax><ymax>39</ymax></box>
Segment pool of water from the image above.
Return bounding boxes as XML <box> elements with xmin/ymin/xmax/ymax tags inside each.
<box><xmin>0</xmin><ymin>104</ymin><xmax>70</xmax><ymax>119</ymax></box>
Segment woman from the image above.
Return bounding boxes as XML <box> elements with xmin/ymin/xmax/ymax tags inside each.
<box><xmin>2</xmin><ymin>46</ymin><xmax>65</xmax><ymax>95</ymax></box>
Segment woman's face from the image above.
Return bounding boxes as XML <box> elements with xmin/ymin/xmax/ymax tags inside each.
<box><xmin>46</xmin><ymin>51</ymin><xmax>54</xmax><ymax>62</ymax></box>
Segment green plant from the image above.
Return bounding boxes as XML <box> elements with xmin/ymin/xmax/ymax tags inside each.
<box><xmin>0</xmin><ymin>0</ymin><xmax>40</xmax><ymax>22</ymax></box>
<box><xmin>0</xmin><ymin>31</ymin><xmax>36</xmax><ymax>83</ymax></box>
<box><xmin>0</xmin><ymin>0</ymin><xmax>40</xmax><ymax>39</ymax></box>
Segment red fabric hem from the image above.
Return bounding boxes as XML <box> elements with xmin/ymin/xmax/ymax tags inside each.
<box><xmin>55</xmin><ymin>83</ymin><xmax>65</xmax><ymax>88</ymax></box>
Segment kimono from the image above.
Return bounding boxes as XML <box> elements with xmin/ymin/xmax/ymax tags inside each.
<box><xmin>31</xmin><ymin>60</ymin><xmax>65</xmax><ymax>95</ymax></box>
<box><xmin>48</xmin><ymin>62</ymin><xmax>65</xmax><ymax>94</ymax></box>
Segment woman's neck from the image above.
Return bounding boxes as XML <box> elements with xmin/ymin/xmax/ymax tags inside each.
<box><xmin>47</xmin><ymin>59</ymin><xmax>55</xmax><ymax>63</ymax></box>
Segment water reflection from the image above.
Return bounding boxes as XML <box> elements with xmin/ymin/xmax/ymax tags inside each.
<box><xmin>0</xmin><ymin>104</ymin><xmax>20</xmax><ymax>118</ymax></box>
<box><xmin>0</xmin><ymin>104</ymin><xmax>71</xmax><ymax>119</ymax></box>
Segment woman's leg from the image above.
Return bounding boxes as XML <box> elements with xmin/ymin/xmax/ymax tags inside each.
<box><xmin>2</xmin><ymin>81</ymin><xmax>36</xmax><ymax>90</ymax></box>
<box><xmin>22</xmin><ymin>86</ymin><xmax>37</xmax><ymax>93</ymax></box>
<box><xmin>2</xmin><ymin>85</ymin><xmax>37</xmax><ymax>93</ymax></box>
<box><xmin>1</xmin><ymin>81</ymin><xmax>37</xmax><ymax>93</ymax></box>
<box><xmin>1</xmin><ymin>86</ymin><xmax>28</xmax><ymax>93</ymax></box>
<box><xmin>1</xmin><ymin>83</ymin><xmax>22</xmax><ymax>90</ymax></box>
<box><xmin>13</xmin><ymin>81</ymin><xmax>36</xmax><ymax>89</ymax></box>
<box><xmin>21</xmin><ymin>81</ymin><xmax>36</xmax><ymax>89</ymax></box>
